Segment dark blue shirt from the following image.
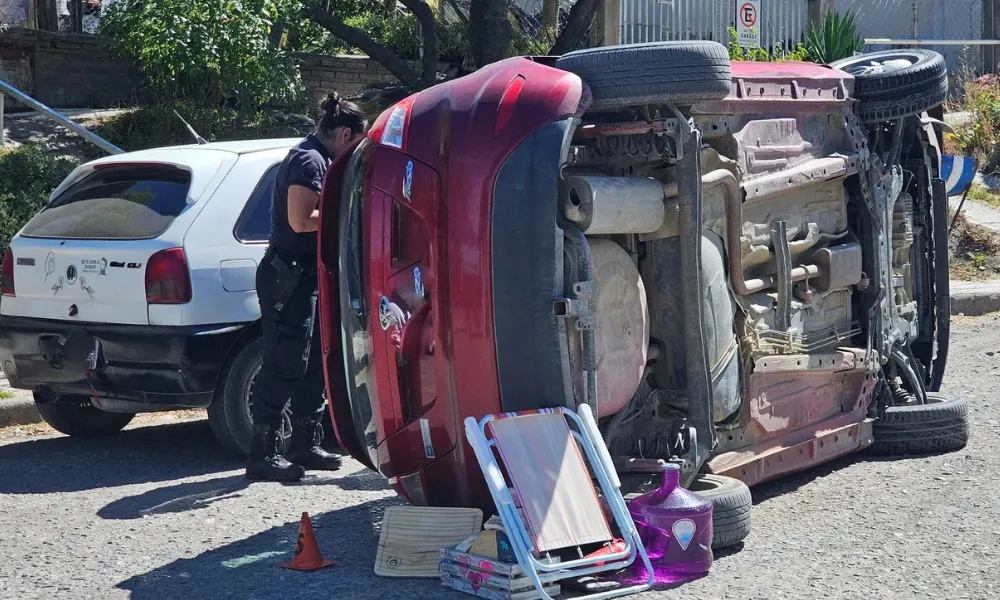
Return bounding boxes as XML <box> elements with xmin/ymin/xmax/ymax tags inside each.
<box><xmin>268</xmin><ymin>134</ymin><xmax>333</xmax><ymax>260</ymax></box>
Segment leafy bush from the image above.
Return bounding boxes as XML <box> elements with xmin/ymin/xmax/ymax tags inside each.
<box><xmin>950</xmin><ymin>74</ymin><xmax>1000</xmax><ymax>173</ymax></box>
<box><xmin>437</xmin><ymin>19</ymin><xmax>475</xmax><ymax>64</ymax></box>
<box><xmin>101</xmin><ymin>0</ymin><xmax>302</xmax><ymax>108</ymax></box>
<box><xmin>88</xmin><ymin>104</ymin><xmax>313</xmax><ymax>157</ymax></box>
<box><xmin>727</xmin><ymin>27</ymin><xmax>810</xmax><ymax>62</ymax></box>
<box><xmin>803</xmin><ymin>11</ymin><xmax>864</xmax><ymax>64</ymax></box>
<box><xmin>0</xmin><ymin>145</ymin><xmax>78</xmax><ymax>250</ymax></box>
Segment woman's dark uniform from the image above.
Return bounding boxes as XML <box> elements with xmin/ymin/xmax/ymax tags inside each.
<box><xmin>247</xmin><ymin>134</ymin><xmax>343</xmax><ymax>481</ymax></box>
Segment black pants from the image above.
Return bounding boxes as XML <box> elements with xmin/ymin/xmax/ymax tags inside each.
<box><xmin>253</xmin><ymin>254</ymin><xmax>325</xmax><ymax>425</ymax></box>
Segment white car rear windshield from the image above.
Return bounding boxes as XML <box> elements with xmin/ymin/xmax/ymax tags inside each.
<box><xmin>21</xmin><ymin>165</ymin><xmax>192</xmax><ymax>240</ymax></box>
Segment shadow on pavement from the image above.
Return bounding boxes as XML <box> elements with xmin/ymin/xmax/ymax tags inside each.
<box><xmin>98</xmin><ymin>474</ymin><xmax>251</xmax><ymax>520</ymax></box>
<box><xmin>0</xmin><ymin>420</ymin><xmax>241</xmax><ymax>494</ymax></box>
<box><xmin>114</xmin><ymin>499</ymin><xmax>463</xmax><ymax>600</ymax></box>
<box><xmin>748</xmin><ymin>454</ymin><xmax>858</xmax><ymax>505</ymax></box>
<box><xmin>98</xmin><ymin>467</ymin><xmax>386</xmax><ymax>521</ymax></box>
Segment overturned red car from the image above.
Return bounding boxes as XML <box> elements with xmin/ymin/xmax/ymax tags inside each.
<box><xmin>317</xmin><ymin>43</ymin><xmax>968</xmax><ymax>549</ymax></box>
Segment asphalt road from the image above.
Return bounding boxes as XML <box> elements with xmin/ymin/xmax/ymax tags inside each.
<box><xmin>2</xmin><ymin>316</ymin><xmax>999</xmax><ymax>600</ymax></box>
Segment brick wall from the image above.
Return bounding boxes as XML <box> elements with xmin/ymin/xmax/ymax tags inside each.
<box><xmin>0</xmin><ymin>28</ymin><xmax>150</xmax><ymax>108</ymax></box>
<box><xmin>297</xmin><ymin>53</ymin><xmax>401</xmax><ymax>111</ymax></box>
<box><xmin>0</xmin><ymin>28</ymin><xmax>405</xmax><ymax>111</ymax></box>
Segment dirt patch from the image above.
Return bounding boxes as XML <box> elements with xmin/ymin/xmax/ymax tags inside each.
<box><xmin>950</xmin><ymin>212</ymin><xmax>1000</xmax><ymax>280</ymax></box>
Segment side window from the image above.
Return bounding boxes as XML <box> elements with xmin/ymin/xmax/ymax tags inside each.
<box><xmin>234</xmin><ymin>164</ymin><xmax>280</xmax><ymax>243</ymax></box>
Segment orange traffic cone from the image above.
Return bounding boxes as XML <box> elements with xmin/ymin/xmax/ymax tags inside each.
<box><xmin>280</xmin><ymin>512</ymin><xmax>337</xmax><ymax>571</ymax></box>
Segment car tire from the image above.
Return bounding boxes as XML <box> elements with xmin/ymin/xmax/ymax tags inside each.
<box><xmin>555</xmin><ymin>41</ymin><xmax>732</xmax><ymax>111</ymax></box>
<box><xmin>831</xmin><ymin>49</ymin><xmax>948</xmax><ymax>123</ymax></box>
<box><xmin>34</xmin><ymin>395</ymin><xmax>134</xmax><ymax>437</ymax></box>
<box><xmin>209</xmin><ymin>337</ymin><xmax>295</xmax><ymax>456</ymax></box>
<box><xmin>689</xmin><ymin>473</ymin><xmax>752</xmax><ymax>550</ymax></box>
<box><xmin>870</xmin><ymin>393</ymin><xmax>969</xmax><ymax>456</ymax></box>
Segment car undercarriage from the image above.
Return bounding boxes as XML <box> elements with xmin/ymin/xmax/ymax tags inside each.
<box><xmin>550</xmin><ymin>48</ymin><xmax>958</xmax><ymax>492</ymax></box>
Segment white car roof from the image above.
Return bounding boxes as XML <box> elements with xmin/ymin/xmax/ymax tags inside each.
<box><xmin>52</xmin><ymin>138</ymin><xmax>300</xmax><ymax>205</ymax></box>
<box><xmin>88</xmin><ymin>138</ymin><xmax>301</xmax><ymax>166</ymax></box>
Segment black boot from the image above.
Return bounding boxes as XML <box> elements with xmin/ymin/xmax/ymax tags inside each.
<box><xmin>246</xmin><ymin>423</ymin><xmax>305</xmax><ymax>482</ymax></box>
<box><xmin>286</xmin><ymin>418</ymin><xmax>342</xmax><ymax>471</ymax></box>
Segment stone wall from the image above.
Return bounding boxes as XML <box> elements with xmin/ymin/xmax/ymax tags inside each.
<box><xmin>0</xmin><ymin>28</ymin><xmax>402</xmax><ymax>111</ymax></box>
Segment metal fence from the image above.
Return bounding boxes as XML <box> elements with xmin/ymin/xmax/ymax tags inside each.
<box><xmin>834</xmin><ymin>0</ymin><xmax>986</xmax><ymax>75</ymax></box>
<box><xmin>617</xmin><ymin>0</ymin><xmax>992</xmax><ymax>76</ymax></box>
<box><xmin>619</xmin><ymin>0</ymin><xmax>809</xmax><ymax>50</ymax></box>
<box><xmin>510</xmin><ymin>0</ymin><xmax>598</xmax><ymax>50</ymax></box>
<box><xmin>0</xmin><ymin>0</ymin><xmax>31</xmax><ymax>27</ymax></box>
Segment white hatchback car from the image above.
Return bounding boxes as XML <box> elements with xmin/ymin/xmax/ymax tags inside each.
<box><xmin>0</xmin><ymin>138</ymin><xmax>321</xmax><ymax>453</ymax></box>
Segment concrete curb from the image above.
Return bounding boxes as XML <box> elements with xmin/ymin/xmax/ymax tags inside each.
<box><xmin>2</xmin><ymin>277</ymin><xmax>1000</xmax><ymax>429</ymax></box>
<box><xmin>0</xmin><ymin>389</ymin><xmax>40</xmax><ymax>428</ymax></box>
<box><xmin>951</xmin><ymin>280</ymin><xmax>1000</xmax><ymax>317</ymax></box>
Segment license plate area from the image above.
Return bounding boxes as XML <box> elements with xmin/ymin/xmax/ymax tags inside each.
<box><xmin>39</xmin><ymin>329</ymin><xmax>105</xmax><ymax>373</ymax></box>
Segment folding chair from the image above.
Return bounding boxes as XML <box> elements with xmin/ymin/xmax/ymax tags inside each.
<box><xmin>464</xmin><ymin>404</ymin><xmax>654</xmax><ymax>600</ymax></box>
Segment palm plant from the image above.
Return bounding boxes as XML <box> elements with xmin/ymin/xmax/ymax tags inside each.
<box><xmin>804</xmin><ymin>11</ymin><xmax>864</xmax><ymax>64</ymax></box>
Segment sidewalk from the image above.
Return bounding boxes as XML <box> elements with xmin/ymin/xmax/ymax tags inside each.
<box><xmin>950</xmin><ymin>194</ymin><xmax>1000</xmax><ymax>233</ymax></box>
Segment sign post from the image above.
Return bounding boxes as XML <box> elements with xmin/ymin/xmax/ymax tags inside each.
<box><xmin>736</xmin><ymin>0</ymin><xmax>761</xmax><ymax>49</ymax></box>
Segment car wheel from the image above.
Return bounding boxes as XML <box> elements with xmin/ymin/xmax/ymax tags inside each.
<box><xmin>208</xmin><ymin>338</ymin><xmax>292</xmax><ymax>456</ymax></box>
<box><xmin>555</xmin><ymin>41</ymin><xmax>732</xmax><ymax>111</ymax></box>
<box><xmin>34</xmin><ymin>394</ymin><xmax>134</xmax><ymax>437</ymax></box>
<box><xmin>689</xmin><ymin>474</ymin><xmax>753</xmax><ymax>550</ymax></box>
<box><xmin>831</xmin><ymin>49</ymin><xmax>947</xmax><ymax>123</ymax></box>
<box><xmin>870</xmin><ymin>393</ymin><xmax>969</xmax><ymax>456</ymax></box>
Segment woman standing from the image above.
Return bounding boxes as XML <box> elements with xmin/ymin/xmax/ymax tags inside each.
<box><xmin>247</xmin><ymin>93</ymin><xmax>367</xmax><ymax>482</ymax></box>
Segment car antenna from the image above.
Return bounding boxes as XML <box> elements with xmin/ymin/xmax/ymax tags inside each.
<box><xmin>173</xmin><ymin>110</ymin><xmax>209</xmax><ymax>145</ymax></box>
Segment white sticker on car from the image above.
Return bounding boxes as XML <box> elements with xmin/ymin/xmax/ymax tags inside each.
<box><xmin>413</xmin><ymin>266</ymin><xmax>424</xmax><ymax>298</ymax></box>
<box><xmin>402</xmin><ymin>160</ymin><xmax>413</xmax><ymax>201</ymax></box>
<box><xmin>420</xmin><ymin>418</ymin><xmax>434</xmax><ymax>459</ymax></box>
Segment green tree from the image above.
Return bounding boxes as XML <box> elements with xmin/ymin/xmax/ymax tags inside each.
<box><xmin>101</xmin><ymin>0</ymin><xmax>303</xmax><ymax>108</ymax></box>
<box><xmin>310</xmin><ymin>0</ymin><xmax>439</xmax><ymax>89</ymax></box>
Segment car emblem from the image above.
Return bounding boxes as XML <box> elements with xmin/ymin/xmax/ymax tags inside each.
<box><xmin>66</xmin><ymin>264</ymin><xmax>78</xmax><ymax>284</ymax></box>
<box><xmin>378</xmin><ymin>296</ymin><xmax>392</xmax><ymax>331</ymax></box>
<box><xmin>402</xmin><ymin>160</ymin><xmax>413</xmax><ymax>201</ymax></box>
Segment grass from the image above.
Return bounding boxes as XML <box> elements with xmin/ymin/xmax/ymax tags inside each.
<box><xmin>966</xmin><ymin>184</ymin><xmax>1000</xmax><ymax>210</ymax></box>
<box><xmin>0</xmin><ymin>390</ymin><xmax>13</xmax><ymax>400</ymax></box>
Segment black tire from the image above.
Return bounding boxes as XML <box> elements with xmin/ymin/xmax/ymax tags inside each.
<box><xmin>871</xmin><ymin>393</ymin><xmax>969</xmax><ymax>455</ymax></box>
<box><xmin>555</xmin><ymin>41</ymin><xmax>732</xmax><ymax>111</ymax></box>
<box><xmin>34</xmin><ymin>395</ymin><xmax>134</xmax><ymax>437</ymax></box>
<box><xmin>689</xmin><ymin>474</ymin><xmax>752</xmax><ymax>550</ymax></box>
<box><xmin>831</xmin><ymin>49</ymin><xmax>947</xmax><ymax>123</ymax></box>
<box><xmin>208</xmin><ymin>337</ymin><xmax>260</xmax><ymax>455</ymax></box>
<box><xmin>208</xmin><ymin>337</ymin><xmax>294</xmax><ymax>456</ymax></box>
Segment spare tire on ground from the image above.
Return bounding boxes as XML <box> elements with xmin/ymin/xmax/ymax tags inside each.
<box><xmin>689</xmin><ymin>473</ymin><xmax>752</xmax><ymax>550</ymax></box>
<box><xmin>870</xmin><ymin>393</ymin><xmax>969</xmax><ymax>455</ymax></box>
<box><xmin>831</xmin><ymin>49</ymin><xmax>948</xmax><ymax>123</ymax></box>
<box><xmin>555</xmin><ymin>41</ymin><xmax>732</xmax><ymax>112</ymax></box>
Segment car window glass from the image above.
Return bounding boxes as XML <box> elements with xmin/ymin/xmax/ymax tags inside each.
<box><xmin>21</xmin><ymin>166</ymin><xmax>192</xmax><ymax>240</ymax></box>
<box><xmin>235</xmin><ymin>164</ymin><xmax>279</xmax><ymax>243</ymax></box>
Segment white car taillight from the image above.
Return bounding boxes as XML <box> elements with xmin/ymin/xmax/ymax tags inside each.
<box><xmin>145</xmin><ymin>248</ymin><xmax>192</xmax><ymax>304</ymax></box>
